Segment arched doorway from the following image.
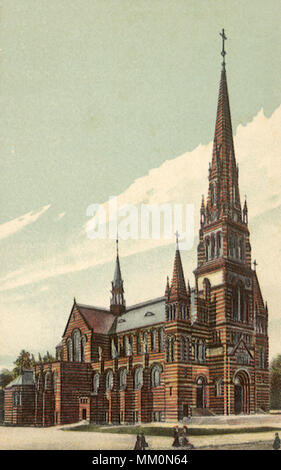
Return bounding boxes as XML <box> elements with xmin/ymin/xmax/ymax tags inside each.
<box><xmin>196</xmin><ymin>376</ymin><xmax>206</xmax><ymax>408</ymax></box>
<box><xmin>233</xmin><ymin>370</ymin><xmax>250</xmax><ymax>414</ymax></box>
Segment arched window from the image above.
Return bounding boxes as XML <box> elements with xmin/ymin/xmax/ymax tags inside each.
<box><xmin>81</xmin><ymin>335</ymin><xmax>86</xmax><ymax>362</ymax></box>
<box><xmin>119</xmin><ymin>368</ymin><xmax>127</xmax><ymax>390</ymax></box>
<box><xmin>93</xmin><ymin>373</ymin><xmax>100</xmax><ymax>395</ymax></box>
<box><xmin>196</xmin><ymin>376</ymin><xmax>205</xmax><ymax>385</ymax></box>
<box><xmin>205</xmin><ymin>237</ymin><xmax>210</xmax><ymax>261</ymax></box>
<box><xmin>217</xmin><ymin>232</ymin><xmax>222</xmax><ymax>257</ymax></box>
<box><xmin>73</xmin><ymin>329</ymin><xmax>81</xmax><ymax>362</ymax></box>
<box><xmin>198</xmin><ymin>340</ymin><xmax>204</xmax><ymax>362</ymax></box>
<box><xmin>179</xmin><ymin>336</ymin><xmax>189</xmax><ymax>362</ymax></box>
<box><xmin>211</xmin><ymin>234</ymin><xmax>215</xmax><ymax>259</ymax></box>
<box><xmin>111</xmin><ymin>338</ymin><xmax>118</xmax><ymax>359</ymax></box>
<box><xmin>151</xmin><ymin>364</ymin><xmax>162</xmax><ymax>388</ymax></box>
<box><xmin>166</xmin><ymin>336</ymin><xmax>175</xmax><ymax>363</ymax></box>
<box><xmin>143</xmin><ymin>332</ymin><xmax>148</xmax><ymax>354</ymax></box>
<box><xmin>67</xmin><ymin>338</ymin><xmax>72</xmax><ymax>361</ymax></box>
<box><xmin>134</xmin><ymin>367</ymin><xmax>143</xmax><ymax>390</ymax></box>
<box><xmin>233</xmin><ymin>283</ymin><xmax>244</xmax><ymax>322</ymax></box>
<box><xmin>124</xmin><ymin>336</ymin><xmax>132</xmax><ymax>356</ymax></box>
<box><xmin>36</xmin><ymin>374</ymin><xmax>41</xmax><ymax>390</ymax></box>
<box><xmin>137</xmin><ymin>333</ymin><xmax>142</xmax><ymax>354</ymax></box>
<box><xmin>260</xmin><ymin>348</ymin><xmax>267</xmax><ymax>369</ymax></box>
<box><xmin>45</xmin><ymin>371</ymin><xmax>52</xmax><ymax>390</ymax></box>
<box><xmin>158</xmin><ymin>328</ymin><xmax>165</xmax><ymax>352</ymax></box>
<box><xmin>238</xmin><ymin>238</ymin><xmax>243</xmax><ymax>260</ymax></box>
<box><xmin>203</xmin><ymin>278</ymin><xmax>211</xmax><ymax>301</ymax></box>
<box><xmin>106</xmin><ymin>370</ymin><xmax>114</xmax><ymax>391</ymax></box>
<box><xmin>213</xmin><ymin>183</ymin><xmax>217</xmax><ymax>204</ymax></box>
<box><xmin>13</xmin><ymin>392</ymin><xmax>21</xmax><ymax>406</ymax></box>
<box><xmin>216</xmin><ymin>377</ymin><xmax>223</xmax><ymax>396</ymax></box>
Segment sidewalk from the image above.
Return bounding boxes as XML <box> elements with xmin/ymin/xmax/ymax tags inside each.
<box><xmin>0</xmin><ymin>425</ymin><xmax>278</xmax><ymax>450</ymax></box>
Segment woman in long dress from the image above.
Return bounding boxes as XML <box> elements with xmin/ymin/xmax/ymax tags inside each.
<box><xmin>273</xmin><ymin>432</ymin><xmax>281</xmax><ymax>450</ymax></box>
<box><xmin>134</xmin><ymin>435</ymin><xmax>142</xmax><ymax>450</ymax></box>
<box><xmin>172</xmin><ymin>426</ymin><xmax>180</xmax><ymax>447</ymax></box>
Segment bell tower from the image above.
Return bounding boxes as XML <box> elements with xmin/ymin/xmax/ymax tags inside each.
<box><xmin>195</xmin><ymin>29</ymin><xmax>252</xmax><ymax>300</ymax></box>
<box><xmin>193</xmin><ymin>30</ymin><xmax>269</xmax><ymax>414</ymax></box>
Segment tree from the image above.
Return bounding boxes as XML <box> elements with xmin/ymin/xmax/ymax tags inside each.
<box><xmin>13</xmin><ymin>350</ymin><xmax>36</xmax><ymax>377</ymax></box>
<box><xmin>270</xmin><ymin>354</ymin><xmax>281</xmax><ymax>409</ymax></box>
<box><xmin>42</xmin><ymin>351</ymin><xmax>56</xmax><ymax>363</ymax></box>
<box><xmin>0</xmin><ymin>369</ymin><xmax>14</xmax><ymax>389</ymax></box>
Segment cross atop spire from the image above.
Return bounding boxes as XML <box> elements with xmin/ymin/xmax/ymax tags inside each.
<box><xmin>220</xmin><ymin>28</ymin><xmax>227</xmax><ymax>66</ymax></box>
<box><xmin>206</xmin><ymin>31</ymin><xmax>241</xmax><ymax>222</ymax></box>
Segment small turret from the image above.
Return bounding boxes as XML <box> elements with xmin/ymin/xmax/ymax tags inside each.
<box><xmin>110</xmin><ymin>238</ymin><xmax>125</xmax><ymax>316</ymax></box>
<box><xmin>243</xmin><ymin>197</ymin><xmax>248</xmax><ymax>225</ymax></box>
<box><xmin>200</xmin><ymin>195</ymin><xmax>206</xmax><ymax>226</ymax></box>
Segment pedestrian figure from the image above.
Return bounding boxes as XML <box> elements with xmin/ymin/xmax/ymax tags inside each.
<box><xmin>179</xmin><ymin>429</ymin><xmax>186</xmax><ymax>447</ymax></box>
<box><xmin>273</xmin><ymin>432</ymin><xmax>281</xmax><ymax>450</ymax></box>
<box><xmin>140</xmin><ymin>432</ymin><xmax>148</xmax><ymax>450</ymax></box>
<box><xmin>134</xmin><ymin>434</ymin><xmax>142</xmax><ymax>450</ymax></box>
<box><xmin>172</xmin><ymin>426</ymin><xmax>180</xmax><ymax>447</ymax></box>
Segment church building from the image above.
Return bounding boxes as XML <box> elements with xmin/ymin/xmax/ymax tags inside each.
<box><xmin>4</xmin><ymin>33</ymin><xmax>269</xmax><ymax>426</ymax></box>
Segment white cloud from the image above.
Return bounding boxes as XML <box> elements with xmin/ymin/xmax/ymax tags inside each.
<box><xmin>0</xmin><ymin>105</ymin><xmax>281</xmax><ymax>302</ymax></box>
<box><xmin>56</xmin><ymin>212</ymin><xmax>66</xmax><ymax>221</ymax></box>
<box><xmin>0</xmin><ymin>205</ymin><xmax>51</xmax><ymax>241</ymax></box>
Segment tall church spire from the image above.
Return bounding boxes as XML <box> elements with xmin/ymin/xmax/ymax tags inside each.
<box><xmin>197</xmin><ymin>31</ymin><xmax>251</xmax><ymax>269</ymax></box>
<box><xmin>207</xmin><ymin>29</ymin><xmax>241</xmax><ymax>224</ymax></box>
<box><xmin>110</xmin><ymin>238</ymin><xmax>125</xmax><ymax>315</ymax></box>
<box><xmin>169</xmin><ymin>235</ymin><xmax>188</xmax><ymax>302</ymax></box>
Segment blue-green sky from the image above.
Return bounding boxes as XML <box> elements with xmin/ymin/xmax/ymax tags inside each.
<box><xmin>0</xmin><ymin>0</ymin><xmax>281</xmax><ymax>369</ymax></box>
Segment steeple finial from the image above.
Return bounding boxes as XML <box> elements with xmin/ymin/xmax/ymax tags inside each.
<box><xmin>110</xmin><ymin>238</ymin><xmax>125</xmax><ymax>315</ymax></box>
<box><xmin>220</xmin><ymin>28</ymin><xmax>227</xmax><ymax>67</ymax></box>
<box><xmin>206</xmin><ymin>30</ymin><xmax>241</xmax><ymax>222</ymax></box>
<box><xmin>116</xmin><ymin>229</ymin><xmax>119</xmax><ymax>256</ymax></box>
<box><xmin>175</xmin><ymin>230</ymin><xmax>179</xmax><ymax>250</ymax></box>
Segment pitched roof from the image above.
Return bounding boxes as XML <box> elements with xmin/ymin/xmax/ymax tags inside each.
<box><xmin>114</xmin><ymin>297</ymin><xmax>166</xmax><ymax>333</ymax></box>
<box><xmin>5</xmin><ymin>369</ymin><xmax>34</xmax><ymax>388</ymax></box>
<box><xmin>213</xmin><ymin>66</ymin><xmax>234</xmax><ymax>151</ymax></box>
<box><xmin>169</xmin><ymin>248</ymin><xmax>188</xmax><ymax>302</ymax></box>
<box><xmin>113</xmin><ymin>253</ymin><xmax>123</xmax><ymax>289</ymax></box>
<box><xmin>228</xmin><ymin>337</ymin><xmax>253</xmax><ymax>359</ymax></box>
<box><xmin>76</xmin><ymin>303</ymin><xmax>116</xmax><ymax>334</ymax></box>
<box><xmin>208</xmin><ymin>64</ymin><xmax>241</xmax><ymax>217</ymax></box>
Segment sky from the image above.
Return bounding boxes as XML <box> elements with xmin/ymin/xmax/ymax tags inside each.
<box><xmin>0</xmin><ymin>0</ymin><xmax>280</xmax><ymax>370</ymax></box>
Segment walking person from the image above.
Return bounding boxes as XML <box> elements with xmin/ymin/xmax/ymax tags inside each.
<box><xmin>273</xmin><ymin>432</ymin><xmax>281</xmax><ymax>450</ymax></box>
<box><xmin>134</xmin><ymin>434</ymin><xmax>142</xmax><ymax>450</ymax></box>
<box><xmin>172</xmin><ymin>426</ymin><xmax>180</xmax><ymax>447</ymax></box>
<box><xmin>140</xmin><ymin>432</ymin><xmax>148</xmax><ymax>450</ymax></box>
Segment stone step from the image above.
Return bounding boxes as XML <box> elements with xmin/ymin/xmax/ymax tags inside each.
<box><xmin>191</xmin><ymin>408</ymin><xmax>216</xmax><ymax>417</ymax></box>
